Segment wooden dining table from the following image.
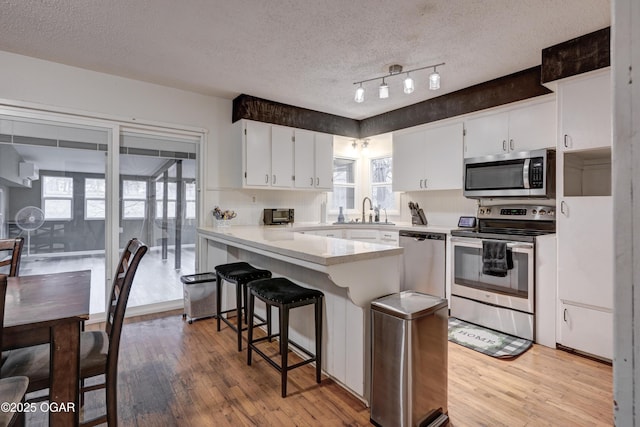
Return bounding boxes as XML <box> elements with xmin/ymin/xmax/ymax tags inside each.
<box><xmin>4</xmin><ymin>269</ymin><xmax>91</xmax><ymax>427</ymax></box>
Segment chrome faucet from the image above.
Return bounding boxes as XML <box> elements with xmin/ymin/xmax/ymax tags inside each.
<box><xmin>362</xmin><ymin>197</ymin><xmax>373</xmax><ymax>223</ymax></box>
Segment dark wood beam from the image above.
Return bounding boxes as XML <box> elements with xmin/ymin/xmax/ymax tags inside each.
<box><xmin>541</xmin><ymin>27</ymin><xmax>610</xmax><ymax>83</ymax></box>
<box><xmin>360</xmin><ymin>66</ymin><xmax>552</xmax><ymax>137</ymax></box>
<box><xmin>232</xmin><ymin>94</ymin><xmax>360</xmax><ymax>138</ymax></box>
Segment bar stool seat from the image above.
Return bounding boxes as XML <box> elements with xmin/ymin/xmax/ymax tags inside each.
<box><xmin>246</xmin><ymin>277</ymin><xmax>324</xmax><ymax>397</ymax></box>
<box><xmin>215</xmin><ymin>262</ymin><xmax>272</xmax><ymax>351</ymax></box>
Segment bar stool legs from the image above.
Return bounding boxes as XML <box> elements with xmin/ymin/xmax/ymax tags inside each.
<box><xmin>246</xmin><ymin>277</ymin><xmax>324</xmax><ymax>398</ymax></box>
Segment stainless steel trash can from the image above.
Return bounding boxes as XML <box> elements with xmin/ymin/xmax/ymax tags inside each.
<box><xmin>370</xmin><ymin>291</ymin><xmax>449</xmax><ymax>427</ymax></box>
<box><xmin>180</xmin><ymin>273</ymin><xmax>217</xmax><ymax>323</ymax></box>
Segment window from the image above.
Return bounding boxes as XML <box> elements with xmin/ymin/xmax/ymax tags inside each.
<box><xmin>155</xmin><ymin>181</ymin><xmax>176</xmax><ymax>219</ymax></box>
<box><xmin>370</xmin><ymin>156</ymin><xmax>394</xmax><ymax>210</ymax></box>
<box><xmin>42</xmin><ymin>176</ymin><xmax>73</xmax><ymax>220</ymax></box>
<box><xmin>122</xmin><ymin>180</ymin><xmax>147</xmax><ymax>219</ymax></box>
<box><xmin>85</xmin><ymin>178</ymin><xmax>105</xmax><ymax>219</ymax></box>
<box><xmin>332</xmin><ymin>157</ymin><xmax>356</xmax><ymax>210</ymax></box>
<box><xmin>185</xmin><ymin>182</ymin><xmax>196</xmax><ymax>219</ymax></box>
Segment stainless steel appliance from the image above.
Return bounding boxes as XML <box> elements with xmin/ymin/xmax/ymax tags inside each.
<box><xmin>463</xmin><ymin>148</ymin><xmax>556</xmax><ymax>199</ymax></box>
<box><xmin>399</xmin><ymin>231</ymin><xmax>446</xmax><ymax>298</ymax></box>
<box><xmin>263</xmin><ymin>208</ymin><xmax>294</xmax><ymax>225</ymax></box>
<box><xmin>371</xmin><ymin>291</ymin><xmax>449</xmax><ymax>427</ymax></box>
<box><xmin>450</xmin><ymin>204</ymin><xmax>556</xmax><ymax>340</ymax></box>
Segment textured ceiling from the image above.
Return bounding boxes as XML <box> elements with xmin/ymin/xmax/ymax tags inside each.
<box><xmin>0</xmin><ymin>0</ymin><xmax>611</xmax><ymax>120</ymax></box>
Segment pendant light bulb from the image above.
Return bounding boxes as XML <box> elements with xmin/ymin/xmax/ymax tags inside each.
<box><xmin>379</xmin><ymin>78</ymin><xmax>389</xmax><ymax>99</ymax></box>
<box><xmin>354</xmin><ymin>84</ymin><xmax>365</xmax><ymax>103</ymax></box>
<box><xmin>403</xmin><ymin>73</ymin><xmax>415</xmax><ymax>94</ymax></box>
<box><xmin>429</xmin><ymin>68</ymin><xmax>440</xmax><ymax>90</ymax></box>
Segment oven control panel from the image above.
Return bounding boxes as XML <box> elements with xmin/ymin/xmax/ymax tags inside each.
<box><xmin>477</xmin><ymin>205</ymin><xmax>555</xmax><ymax>220</ymax></box>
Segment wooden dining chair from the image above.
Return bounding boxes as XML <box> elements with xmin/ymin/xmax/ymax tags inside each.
<box><xmin>0</xmin><ymin>238</ymin><xmax>148</xmax><ymax>427</ymax></box>
<box><xmin>0</xmin><ymin>275</ymin><xmax>29</xmax><ymax>427</ymax></box>
<box><xmin>0</xmin><ymin>238</ymin><xmax>24</xmax><ymax>277</ymax></box>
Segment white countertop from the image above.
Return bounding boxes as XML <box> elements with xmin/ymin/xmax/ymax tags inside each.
<box><xmin>198</xmin><ymin>225</ymin><xmax>404</xmax><ymax>266</ymax></box>
<box><xmin>291</xmin><ymin>222</ymin><xmax>456</xmax><ymax>234</ymax></box>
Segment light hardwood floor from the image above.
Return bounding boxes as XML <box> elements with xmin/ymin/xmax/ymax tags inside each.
<box><xmin>26</xmin><ymin>310</ymin><xmax>613</xmax><ymax>426</ymax></box>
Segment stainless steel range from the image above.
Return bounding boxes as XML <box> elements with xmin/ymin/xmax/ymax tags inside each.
<box><xmin>450</xmin><ymin>204</ymin><xmax>556</xmax><ymax>340</ymax></box>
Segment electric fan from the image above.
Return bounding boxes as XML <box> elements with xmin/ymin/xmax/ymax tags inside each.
<box><xmin>15</xmin><ymin>206</ymin><xmax>45</xmax><ymax>256</ymax></box>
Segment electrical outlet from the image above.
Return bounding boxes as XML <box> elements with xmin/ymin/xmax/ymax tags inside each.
<box><xmin>252</xmin><ymin>195</ymin><xmax>256</xmax><ymax>203</ymax></box>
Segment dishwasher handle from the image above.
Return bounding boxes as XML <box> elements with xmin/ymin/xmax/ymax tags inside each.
<box><xmin>399</xmin><ymin>231</ymin><xmax>446</xmax><ymax>241</ymax></box>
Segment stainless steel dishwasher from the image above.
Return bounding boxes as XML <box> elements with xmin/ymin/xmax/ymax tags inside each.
<box><xmin>399</xmin><ymin>230</ymin><xmax>446</xmax><ymax>297</ymax></box>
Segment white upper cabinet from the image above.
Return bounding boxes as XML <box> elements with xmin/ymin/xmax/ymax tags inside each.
<box><xmin>464</xmin><ymin>98</ymin><xmax>555</xmax><ymax>158</ymax></box>
<box><xmin>244</xmin><ymin>120</ymin><xmax>272</xmax><ymax>187</ymax></box>
<box><xmin>393</xmin><ymin>121</ymin><xmax>463</xmax><ymax>192</ymax></box>
<box><xmin>313</xmin><ymin>132</ymin><xmax>334</xmax><ymax>190</ymax></box>
<box><xmin>240</xmin><ymin>120</ymin><xmax>333</xmax><ymax>190</ymax></box>
<box><xmin>294</xmin><ymin>130</ymin><xmax>333</xmax><ymax>190</ymax></box>
<box><xmin>270</xmin><ymin>125</ymin><xmax>294</xmax><ymax>188</ymax></box>
<box><xmin>558</xmin><ymin>70</ymin><xmax>611</xmax><ymax>152</ymax></box>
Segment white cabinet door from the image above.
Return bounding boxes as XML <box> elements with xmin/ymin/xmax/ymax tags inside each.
<box><xmin>392</xmin><ymin>129</ymin><xmax>425</xmax><ymax>191</ymax></box>
<box><xmin>464</xmin><ymin>100</ymin><xmax>555</xmax><ymax>158</ymax></box>
<box><xmin>245</xmin><ymin>121</ymin><xmax>271</xmax><ymax>186</ymax></box>
<box><xmin>423</xmin><ymin>122</ymin><xmax>464</xmax><ymax>190</ymax></box>
<box><xmin>559</xmin><ymin>70</ymin><xmax>611</xmax><ymax>152</ymax></box>
<box><xmin>346</xmin><ymin>228</ymin><xmax>379</xmax><ymax>242</ymax></box>
<box><xmin>270</xmin><ymin>125</ymin><xmax>294</xmax><ymax>188</ymax></box>
<box><xmin>559</xmin><ymin>302</ymin><xmax>613</xmax><ymax>360</ymax></box>
<box><xmin>314</xmin><ymin>133</ymin><xmax>334</xmax><ymax>190</ymax></box>
<box><xmin>557</xmin><ymin>196</ymin><xmax>613</xmax><ymax>309</ymax></box>
<box><xmin>294</xmin><ymin>129</ymin><xmax>315</xmax><ymax>189</ymax></box>
<box><xmin>378</xmin><ymin>230</ymin><xmax>399</xmax><ymax>246</ymax></box>
<box><xmin>464</xmin><ymin>111</ymin><xmax>509</xmax><ymax>158</ymax></box>
<box><xmin>508</xmin><ymin>100</ymin><xmax>556</xmax><ymax>152</ymax></box>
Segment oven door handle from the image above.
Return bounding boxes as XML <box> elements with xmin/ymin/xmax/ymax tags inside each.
<box><xmin>506</xmin><ymin>242</ymin><xmax>534</xmax><ymax>250</ymax></box>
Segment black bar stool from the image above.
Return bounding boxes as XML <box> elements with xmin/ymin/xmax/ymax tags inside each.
<box><xmin>246</xmin><ymin>277</ymin><xmax>324</xmax><ymax>397</ymax></box>
<box><xmin>215</xmin><ymin>262</ymin><xmax>272</xmax><ymax>351</ymax></box>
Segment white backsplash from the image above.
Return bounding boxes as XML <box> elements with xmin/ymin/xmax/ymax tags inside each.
<box><xmin>401</xmin><ymin>190</ymin><xmax>477</xmax><ymax>227</ymax></box>
<box><xmin>204</xmin><ymin>189</ymin><xmax>327</xmax><ymax>226</ymax></box>
<box><xmin>204</xmin><ymin>188</ymin><xmax>477</xmax><ymax>228</ymax></box>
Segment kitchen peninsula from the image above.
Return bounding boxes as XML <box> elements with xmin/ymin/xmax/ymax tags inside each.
<box><xmin>197</xmin><ymin>225</ymin><xmax>403</xmax><ymax>402</ymax></box>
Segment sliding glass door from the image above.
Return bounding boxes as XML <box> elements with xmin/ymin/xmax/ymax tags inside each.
<box><xmin>118</xmin><ymin>131</ymin><xmax>199</xmax><ymax>309</ymax></box>
<box><xmin>0</xmin><ymin>108</ymin><xmax>203</xmax><ymax>318</ymax></box>
<box><xmin>0</xmin><ymin>113</ymin><xmax>110</xmax><ymax>314</ymax></box>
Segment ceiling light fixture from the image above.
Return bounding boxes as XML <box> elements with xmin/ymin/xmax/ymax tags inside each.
<box><xmin>379</xmin><ymin>78</ymin><xmax>389</xmax><ymax>99</ymax></box>
<box><xmin>429</xmin><ymin>66</ymin><xmax>441</xmax><ymax>90</ymax></box>
<box><xmin>403</xmin><ymin>73</ymin><xmax>415</xmax><ymax>94</ymax></box>
<box><xmin>353</xmin><ymin>62</ymin><xmax>444</xmax><ymax>103</ymax></box>
<box><xmin>354</xmin><ymin>83</ymin><xmax>365</xmax><ymax>103</ymax></box>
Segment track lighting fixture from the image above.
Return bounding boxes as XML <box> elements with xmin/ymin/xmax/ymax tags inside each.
<box><xmin>353</xmin><ymin>62</ymin><xmax>444</xmax><ymax>103</ymax></box>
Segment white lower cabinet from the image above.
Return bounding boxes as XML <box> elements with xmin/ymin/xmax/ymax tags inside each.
<box><xmin>559</xmin><ymin>302</ymin><xmax>613</xmax><ymax>360</ymax></box>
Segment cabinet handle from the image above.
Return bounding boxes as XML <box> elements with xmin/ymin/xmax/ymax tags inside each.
<box><xmin>503</xmin><ymin>140</ymin><xmax>507</xmax><ymax>151</ymax></box>
<box><xmin>316</xmin><ymin>177</ymin><xmax>320</xmax><ymax>186</ymax></box>
<box><xmin>560</xmin><ymin>200</ymin><xmax>567</xmax><ymax>215</ymax></box>
<box><xmin>273</xmin><ymin>174</ymin><xmax>276</xmax><ymax>184</ymax></box>
<box><xmin>564</xmin><ymin>134</ymin><xmax>569</xmax><ymax>148</ymax></box>
<box><xmin>509</xmin><ymin>139</ymin><xmax>514</xmax><ymax>151</ymax></box>
<box><xmin>563</xmin><ymin>308</ymin><xmax>568</xmax><ymax>322</ymax></box>
<box><xmin>419</xmin><ymin>179</ymin><xmax>423</xmax><ymax>189</ymax></box>
<box><xmin>310</xmin><ymin>177</ymin><xmax>314</xmax><ymax>185</ymax></box>
<box><xmin>424</xmin><ymin>178</ymin><xmax>428</xmax><ymax>189</ymax></box>
<box><xmin>265</xmin><ymin>174</ymin><xmax>269</xmax><ymax>183</ymax></box>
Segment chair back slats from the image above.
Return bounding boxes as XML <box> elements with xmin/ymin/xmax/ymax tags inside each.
<box><xmin>0</xmin><ymin>238</ymin><xmax>24</xmax><ymax>277</ymax></box>
<box><xmin>0</xmin><ymin>275</ymin><xmax>8</xmax><ymax>351</ymax></box>
<box><xmin>104</xmin><ymin>238</ymin><xmax>147</xmax><ymax>375</ymax></box>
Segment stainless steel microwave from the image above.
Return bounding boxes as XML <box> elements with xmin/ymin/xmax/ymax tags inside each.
<box><xmin>263</xmin><ymin>208</ymin><xmax>295</xmax><ymax>225</ymax></box>
<box><xmin>463</xmin><ymin>149</ymin><xmax>556</xmax><ymax>199</ymax></box>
